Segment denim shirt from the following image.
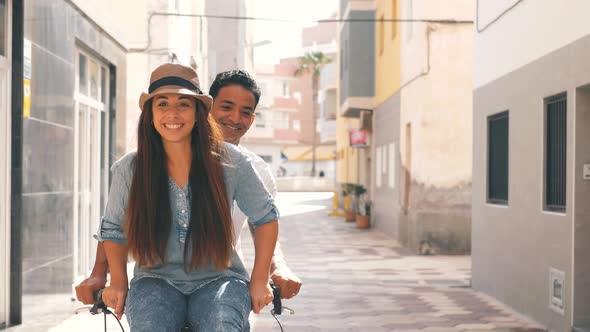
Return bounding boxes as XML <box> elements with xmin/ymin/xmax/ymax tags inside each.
<box><xmin>98</xmin><ymin>142</ymin><xmax>279</xmax><ymax>294</ymax></box>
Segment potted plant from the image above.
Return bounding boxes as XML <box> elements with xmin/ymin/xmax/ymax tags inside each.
<box><xmin>352</xmin><ymin>184</ymin><xmax>367</xmax><ymax>216</ymax></box>
<box><xmin>356</xmin><ymin>196</ymin><xmax>371</xmax><ymax>229</ymax></box>
<box><xmin>342</xmin><ymin>183</ymin><xmax>356</xmax><ymax>222</ymax></box>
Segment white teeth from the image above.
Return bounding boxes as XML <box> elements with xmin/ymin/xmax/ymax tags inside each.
<box><xmin>164</xmin><ymin>124</ymin><xmax>182</xmax><ymax>129</ymax></box>
<box><xmin>225</xmin><ymin>124</ymin><xmax>240</xmax><ymax>130</ymax></box>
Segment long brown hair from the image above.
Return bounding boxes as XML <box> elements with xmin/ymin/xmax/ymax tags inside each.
<box><xmin>125</xmin><ymin>99</ymin><xmax>234</xmax><ymax>271</ymax></box>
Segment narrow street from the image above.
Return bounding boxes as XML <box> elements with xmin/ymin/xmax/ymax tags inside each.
<box><xmin>244</xmin><ymin>192</ymin><xmax>544</xmax><ymax>332</ymax></box>
<box><xmin>13</xmin><ymin>192</ymin><xmax>545</xmax><ymax>332</ymax></box>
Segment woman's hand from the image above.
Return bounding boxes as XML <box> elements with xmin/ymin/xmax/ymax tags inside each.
<box><xmin>249</xmin><ymin>277</ymin><xmax>273</xmax><ymax>314</ymax></box>
<box><xmin>101</xmin><ymin>282</ymin><xmax>128</xmax><ymax>320</ymax></box>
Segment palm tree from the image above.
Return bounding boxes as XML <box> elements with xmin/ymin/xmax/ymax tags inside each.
<box><xmin>294</xmin><ymin>51</ymin><xmax>332</xmax><ymax>176</ymax></box>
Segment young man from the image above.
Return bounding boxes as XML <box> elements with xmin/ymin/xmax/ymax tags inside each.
<box><xmin>76</xmin><ymin>69</ymin><xmax>302</xmax><ymax>305</ymax></box>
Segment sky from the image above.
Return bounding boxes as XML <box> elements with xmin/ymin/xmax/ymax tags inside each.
<box><xmin>252</xmin><ymin>0</ymin><xmax>338</xmax><ymax>64</ymax></box>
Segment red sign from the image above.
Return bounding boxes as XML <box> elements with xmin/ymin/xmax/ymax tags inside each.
<box><xmin>349</xmin><ymin>129</ymin><xmax>369</xmax><ymax>147</ymax></box>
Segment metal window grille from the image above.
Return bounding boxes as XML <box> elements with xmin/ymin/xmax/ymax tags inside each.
<box><xmin>487</xmin><ymin>111</ymin><xmax>509</xmax><ymax>204</ymax></box>
<box><xmin>545</xmin><ymin>94</ymin><xmax>567</xmax><ymax>212</ymax></box>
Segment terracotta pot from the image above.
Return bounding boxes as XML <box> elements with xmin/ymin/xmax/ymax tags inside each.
<box><xmin>356</xmin><ymin>215</ymin><xmax>370</xmax><ymax>229</ymax></box>
<box><xmin>344</xmin><ymin>210</ymin><xmax>356</xmax><ymax>222</ymax></box>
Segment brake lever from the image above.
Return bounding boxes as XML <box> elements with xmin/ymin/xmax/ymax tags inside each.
<box><xmin>269</xmin><ymin>283</ymin><xmax>294</xmax><ymax>315</ymax></box>
<box><xmin>90</xmin><ymin>288</ymin><xmax>108</xmax><ymax>315</ymax></box>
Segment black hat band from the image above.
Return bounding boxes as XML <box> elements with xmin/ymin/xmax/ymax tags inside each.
<box><xmin>148</xmin><ymin>76</ymin><xmax>202</xmax><ymax>94</ymax></box>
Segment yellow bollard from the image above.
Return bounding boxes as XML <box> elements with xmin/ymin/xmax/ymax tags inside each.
<box><xmin>343</xmin><ymin>195</ymin><xmax>350</xmax><ymax>211</ymax></box>
<box><xmin>343</xmin><ymin>195</ymin><xmax>355</xmax><ymax>221</ymax></box>
<box><xmin>328</xmin><ymin>190</ymin><xmax>345</xmax><ymax>217</ymax></box>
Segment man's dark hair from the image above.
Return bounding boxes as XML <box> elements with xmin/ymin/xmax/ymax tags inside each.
<box><xmin>209</xmin><ymin>69</ymin><xmax>261</xmax><ymax>108</ymax></box>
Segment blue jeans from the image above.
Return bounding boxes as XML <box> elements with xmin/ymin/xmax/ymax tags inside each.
<box><xmin>125</xmin><ymin>276</ymin><xmax>251</xmax><ymax>331</ymax></box>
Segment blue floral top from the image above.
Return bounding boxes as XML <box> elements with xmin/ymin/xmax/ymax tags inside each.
<box><xmin>98</xmin><ymin>142</ymin><xmax>279</xmax><ymax>294</ymax></box>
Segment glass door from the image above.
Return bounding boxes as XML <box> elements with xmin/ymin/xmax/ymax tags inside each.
<box><xmin>73</xmin><ymin>51</ymin><xmax>109</xmax><ymax>284</ymax></box>
<box><xmin>0</xmin><ymin>0</ymin><xmax>11</xmax><ymax>327</ymax></box>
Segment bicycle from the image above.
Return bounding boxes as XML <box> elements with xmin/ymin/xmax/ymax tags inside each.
<box><xmin>77</xmin><ymin>282</ymin><xmax>294</xmax><ymax>332</ymax></box>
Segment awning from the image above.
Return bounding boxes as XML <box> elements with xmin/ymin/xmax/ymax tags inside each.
<box><xmin>281</xmin><ymin>145</ymin><xmax>336</xmax><ymax>161</ymax></box>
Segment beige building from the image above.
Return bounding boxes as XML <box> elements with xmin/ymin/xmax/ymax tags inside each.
<box><xmin>392</xmin><ymin>0</ymin><xmax>473</xmax><ymax>254</ymax></box>
<box><xmin>338</xmin><ymin>0</ymin><xmax>474</xmax><ymax>254</ymax></box>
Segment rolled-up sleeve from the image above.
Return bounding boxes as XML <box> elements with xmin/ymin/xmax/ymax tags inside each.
<box><xmin>234</xmin><ymin>154</ymin><xmax>280</xmax><ymax>228</ymax></box>
<box><xmin>97</xmin><ymin>158</ymin><xmax>132</xmax><ymax>244</ymax></box>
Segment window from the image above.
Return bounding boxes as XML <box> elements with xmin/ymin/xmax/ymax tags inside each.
<box><xmin>259</xmin><ymin>82</ymin><xmax>267</xmax><ymax>96</ymax></box>
<box><xmin>293</xmin><ymin>92</ymin><xmax>302</xmax><ymax>104</ymax></box>
<box><xmin>545</xmin><ymin>94</ymin><xmax>567</xmax><ymax>212</ymax></box>
<box><xmin>391</xmin><ymin>0</ymin><xmax>397</xmax><ymax>39</ymax></box>
<box><xmin>74</xmin><ymin>50</ymin><xmax>110</xmax><ymax>281</ymax></box>
<box><xmin>282</xmin><ymin>82</ymin><xmax>289</xmax><ymax>97</ymax></box>
<box><xmin>388</xmin><ymin>143</ymin><xmax>396</xmax><ymax>188</ymax></box>
<box><xmin>78</xmin><ymin>53</ymin><xmax>88</xmax><ymax>95</ymax></box>
<box><xmin>378</xmin><ymin>14</ymin><xmax>384</xmax><ymax>55</ymax></box>
<box><xmin>255</xmin><ymin>111</ymin><xmax>265</xmax><ymax>128</ymax></box>
<box><xmin>487</xmin><ymin>111</ymin><xmax>509</xmax><ymax>204</ymax></box>
<box><xmin>273</xmin><ymin>111</ymin><xmax>290</xmax><ymax>129</ymax></box>
<box><xmin>376</xmin><ymin>146</ymin><xmax>382</xmax><ymax>187</ymax></box>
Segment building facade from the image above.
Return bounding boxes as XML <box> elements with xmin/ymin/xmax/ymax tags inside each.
<box><xmin>304</xmin><ymin>19</ymin><xmax>338</xmax><ymax>179</ymax></box>
<box><xmin>244</xmin><ymin>19</ymin><xmax>338</xmax><ymax>179</ymax></box>
<box><xmin>373</xmin><ymin>0</ymin><xmax>473</xmax><ymax>254</ymax></box>
<box><xmin>473</xmin><ymin>1</ymin><xmax>590</xmax><ymax>330</ymax></box>
<box><xmin>205</xmin><ymin>0</ymin><xmax>254</xmax><ymax>88</ymax></box>
<box><xmin>336</xmin><ymin>0</ymin><xmax>375</xmax><ymax>190</ymax></box>
<box><xmin>2</xmin><ymin>0</ymin><xmax>210</xmax><ymax>328</ymax></box>
<box><xmin>241</xmin><ymin>61</ymin><xmax>301</xmax><ymax>176</ymax></box>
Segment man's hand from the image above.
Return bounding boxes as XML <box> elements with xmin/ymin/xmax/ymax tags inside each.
<box><xmin>271</xmin><ymin>266</ymin><xmax>302</xmax><ymax>299</ymax></box>
<box><xmin>75</xmin><ymin>273</ymin><xmax>107</xmax><ymax>305</ymax></box>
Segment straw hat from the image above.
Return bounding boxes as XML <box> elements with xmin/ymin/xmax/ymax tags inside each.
<box><xmin>138</xmin><ymin>63</ymin><xmax>213</xmax><ymax>112</ymax></box>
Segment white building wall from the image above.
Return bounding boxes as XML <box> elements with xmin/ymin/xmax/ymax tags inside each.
<box><xmin>121</xmin><ymin>0</ymin><xmax>208</xmax><ymax>151</ymax></box>
<box><xmin>475</xmin><ymin>0</ymin><xmax>590</xmax><ymax>88</ymax></box>
<box><xmin>206</xmin><ymin>0</ymin><xmax>254</xmax><ymax>84</ymax></box>
<box><xmin>70</xmin><ymin>0</ymin><xmax>148</xmax><ymax>48</ymax></box>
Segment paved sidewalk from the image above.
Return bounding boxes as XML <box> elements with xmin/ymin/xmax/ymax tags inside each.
<box><xmin>244</xmin><ymin>192</ymin><xmax>545</xmax><ymax>332</ymax></box>
<box><xmin>10</xmin><ymin>192</ymin><xmax>545</xmax><ymax>331</ymax></box>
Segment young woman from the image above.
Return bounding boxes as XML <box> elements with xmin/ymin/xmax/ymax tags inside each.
<box><xmin>98</xmin><ymin>63</ymin><xmax>279</xmax><ymax>331</ymax></box>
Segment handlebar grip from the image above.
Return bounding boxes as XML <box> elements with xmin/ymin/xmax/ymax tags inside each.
<box><xmin>90</xmin><ymin>289</ymin><xmax>107</xmax><ymax>315</ymax></box>
<box><xmin>93</xmin><ymin>289</ymin><xmax>104</xmax><ymax>304</ymax></box>
<box><xmin>270</xmin><ymin>283</ymin><xmax>282</xmax><ymax>315</ymax></box>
